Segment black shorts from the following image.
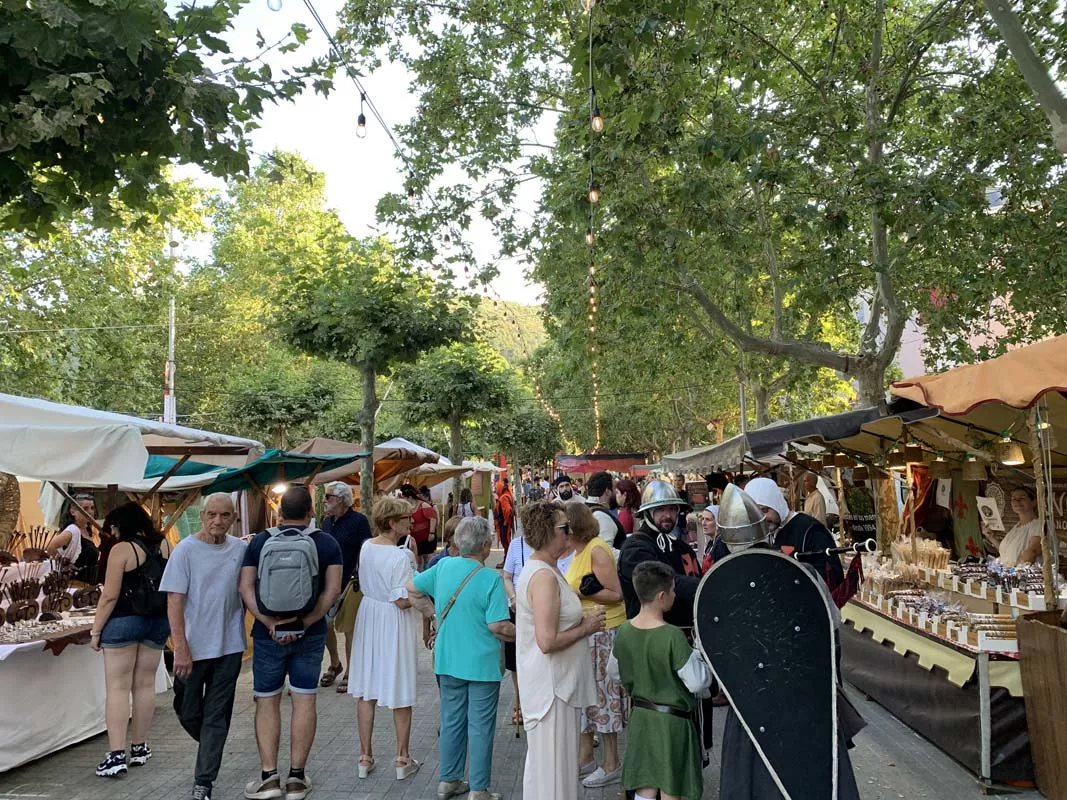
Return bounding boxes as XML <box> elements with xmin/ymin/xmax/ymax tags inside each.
<box><xmin>416</xmin><ymin>537</ymin><xmax>437</xmax><ymax>556</ymax></box>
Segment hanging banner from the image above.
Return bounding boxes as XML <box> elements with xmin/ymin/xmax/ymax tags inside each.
<box><xmin>936</xmin><ymin>479</ymin><xmax>952</xmax><ymax>510</ymax></box>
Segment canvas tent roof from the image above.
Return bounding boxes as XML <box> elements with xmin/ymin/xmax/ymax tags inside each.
<box><xmin>291</xmin><ymin>436</ymin><xmax>441</xmax><ymax>485</ymax></box>
<box><xmin>0</xmin><ymin>392</ymin><xmax>264</xmax><ymax>486</ymax></box>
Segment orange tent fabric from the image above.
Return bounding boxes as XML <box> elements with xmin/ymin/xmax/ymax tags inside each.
<box><xmin>891</xmin><ymin>334</ymin><xmax>1067</xmax><ymax>414</ymax></box>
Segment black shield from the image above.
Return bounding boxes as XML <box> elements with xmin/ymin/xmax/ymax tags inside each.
<box><xmin>694</xmin><ymin>548</ymin><xmax>838</xmax><ymax>800</ymax></box>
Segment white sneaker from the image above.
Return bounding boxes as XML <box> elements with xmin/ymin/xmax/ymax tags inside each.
<box><xmin>582</xmin><ymin>765</ymin><xmax>622</xmax><ymax>788</ymax></box>
<box><xmin>578</xmin><ymin>760</ymin><xmax>597</xmax><ymax>778</ymax></box>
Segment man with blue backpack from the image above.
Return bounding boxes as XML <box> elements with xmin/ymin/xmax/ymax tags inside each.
<box><xmin>239</xmin><ymin>486</ymin><xmax>343</xmax><ymax>800</ymax></box>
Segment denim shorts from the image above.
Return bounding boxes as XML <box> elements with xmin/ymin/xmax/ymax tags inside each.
<box><xmin>100</xmin><ymin>614</ymin><xmax>170</xmax><ymax>649</ymax></box>
<box><xmin>252</xmin><ymin>633</ymin><xmax>327</xmax><ymax>698</ymax></box>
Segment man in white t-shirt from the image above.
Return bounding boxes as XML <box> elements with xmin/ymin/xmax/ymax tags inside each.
<box><xmin>161</xmin><ymin>493</ymin><xmax>248</xmax><ymax>800</ymax></box>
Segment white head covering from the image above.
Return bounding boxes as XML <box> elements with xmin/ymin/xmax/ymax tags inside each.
<box><xmin>701</xmin><ymin>505</ymin><xmax>719</xmax><ymax>520</ymax></box>
<box><xmin>325</xmin><ymin>481</ymin><xmax>354</xmax><ymax>508</ymax></box>
<box><xmin>743</xmin><ymin>478</ymin><xmax>791</xmax><ymax>524</ymax></box>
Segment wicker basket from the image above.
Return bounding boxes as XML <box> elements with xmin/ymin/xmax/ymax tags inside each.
<box><xmin>0</xmin><ymin>472</ymin><xmax>19</xmax><ymax>550</ymax></box>
<box><xmin>1017</xmin><ymin>611</ymin><xmax>1067</xmax><ymax>799</ymax></box>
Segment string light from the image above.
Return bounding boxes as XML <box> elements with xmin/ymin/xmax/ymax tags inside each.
<box><xmin>357</xmin><ymin>93</ymin><xmax>367</xmax><ymax>138</ymax></box>
<box><xmin>585</xmin><ymin>227</ymin><xmax>595</xmax><ymax>246</ymax></box>
<box><xmin>587</xmin><ymin>179</ymin><xmax>601</xmax><ymax>204</ymax></box>
<box><xmin>267</xmin><ymin>0</ymin><xmax>282</xmax><ymax>10</ymax></box>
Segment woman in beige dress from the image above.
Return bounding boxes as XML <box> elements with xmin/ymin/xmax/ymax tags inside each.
<box><xmin>516</xmin><ymin>501</ymin><xmax>605</xmax><ymax>800</ymax></box>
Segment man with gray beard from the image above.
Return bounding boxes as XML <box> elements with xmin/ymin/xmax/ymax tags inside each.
<box><xmin>162</xmin><ymin>493</ymin><xmax>248</xmax><ymax>800</ymax></box>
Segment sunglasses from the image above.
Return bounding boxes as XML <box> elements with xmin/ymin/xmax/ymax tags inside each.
<box><xmin>555</xmin><ymin>523</ymin><xmax>571</xmax><ymax>534</ymax></box>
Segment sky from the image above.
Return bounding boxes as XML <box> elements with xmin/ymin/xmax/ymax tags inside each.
<box><xmin>179</xmin><ymin>0</ymin><xmax>544</xmax><ymax>304</ymax></box>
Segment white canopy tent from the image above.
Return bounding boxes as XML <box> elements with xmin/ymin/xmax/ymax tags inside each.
<box><xmin>0</xmin><ymin>393</ymin><xmax>263</xmax><ymax>486</ymax></box>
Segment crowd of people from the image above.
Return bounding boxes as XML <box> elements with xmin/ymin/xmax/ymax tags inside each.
<box><xmin>68</xmin><ymin>465</ymin><xmax>849</xmax><ymax>800</ymax></box>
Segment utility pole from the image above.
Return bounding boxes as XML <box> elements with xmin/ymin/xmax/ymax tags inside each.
<box><xmin>163</xmin><ymin>296</ymin><xmax>176</xmax><ymax>425</ymax></box>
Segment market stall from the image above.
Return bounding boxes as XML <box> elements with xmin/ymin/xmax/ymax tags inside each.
<box><xmin>0</xmin><ymin>393</ymin><xmax>264</xmax><ymax>770</ymax></box>
<box><xmin>758</xmin><ymin>339</ymin><xmax>1067</xmax><ymax>790</ymax></box>
<box><xmin>291</xmin><ymin>436</ymin><xmax>440</xmax><ymax>487</ymax></box>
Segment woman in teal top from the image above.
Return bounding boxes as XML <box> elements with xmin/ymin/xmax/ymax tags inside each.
<box><xmin>409</xmin><ymin>517</ymin><xmax>514</xmax><ymax>800</ymax></box>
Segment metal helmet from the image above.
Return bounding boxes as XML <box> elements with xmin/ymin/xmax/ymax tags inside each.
<box><xmin>638</xmin><ymin>479</ymin><xmax>691</xmax><ymax>517</ymax></box>
<box><xmin>717</xmin><ymin>483</ymin><xmax>768</xmax><ymax>552</ymax></box>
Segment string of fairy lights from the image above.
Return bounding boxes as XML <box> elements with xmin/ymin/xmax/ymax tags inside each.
<box><xmin>583</xmin><ymin>0</ymin><xmax>604</xmax><ymax>450</ymax></box>
<box><xmin>267</xmin><ymin>0</ymin><xmax>594</xmax><ymax>447</ymax></box>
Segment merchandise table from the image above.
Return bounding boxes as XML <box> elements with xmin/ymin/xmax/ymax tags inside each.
<box><xmin>842</xmin><ymin>599</ymin><xmax>1033</xmax><ymax>787</ymax></box>
<box><xmin>0</xmin><ymin>624</ymin><xmax>169</xmax><ymax>772</ymax></box>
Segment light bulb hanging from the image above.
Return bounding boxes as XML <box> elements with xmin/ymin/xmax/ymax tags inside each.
<box><xmin>581</xmin><ymin>0</ymin><xmax>595</xmax><ymax>10</ymax></box>
<box><xmin>267</xmin><ymin>0</ymin><xmax>282</xmax><ymax>10</ymax></box>
<box><xmin>585</xmin><ymin>227</ymin><xmax>595</xmax><ymax>246</ymax></box>
<box><xmin>357</xmin><ymin>93</ymin><xmax>367</xmax><ymax>139</ymax></box>
<box><xmin>587</xmin><ymin>179</ymin><xmax>601</xmax><ymax>204</ymax></box>
<box><xmin>443</xmin><ymin>233</ymin><xmax>453</xmax><ymax>250</ymax></box>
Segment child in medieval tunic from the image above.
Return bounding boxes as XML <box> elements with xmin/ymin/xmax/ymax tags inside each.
<box><xmin>609</xmin><ymin>561</ymin><xmax>711</xmax><ymax>800</ymax></box>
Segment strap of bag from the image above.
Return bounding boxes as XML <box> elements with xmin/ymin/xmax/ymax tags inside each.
<box><xmin>438</xmin><ymin>565</ymin><xmax>486</xmax><ymax>627</ymax></box>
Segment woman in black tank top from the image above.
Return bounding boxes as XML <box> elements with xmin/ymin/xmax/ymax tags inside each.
<box><xmin>90</xmin><ymin>503</ymin><xmax>171</xmax><ymax>778</ymax></box>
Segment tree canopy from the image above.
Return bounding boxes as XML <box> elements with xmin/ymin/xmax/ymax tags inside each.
<box><xmin>338</xmin><ymin>0</ymin><xmax>1067</xmax><ymax>410</ymax></box>
<box><xmin>0</xmin><ymin>0</ymin><xmax>323</xmax><ymax>234</ymax></box>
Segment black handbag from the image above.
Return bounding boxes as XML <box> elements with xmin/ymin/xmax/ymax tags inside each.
<box><xmin>579</xmin><ymin>572</ymin><xmax>604</xmax><ymax>597</ymax></box>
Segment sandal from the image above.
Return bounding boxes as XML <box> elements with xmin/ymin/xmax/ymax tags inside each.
<box><xmin>319</xmin><ymin>663</ymin><xmax>343</xmax><ymax>688</ymax></box>
<box><xmin>395</xmin><ymin>756</ymin><xmax>421</xmax><ymax>780</ymax></box>
<box><xmin>358</xmin><ymin>755</ymin><xmax>375</xmax><ymax>779</ymax></box>
<box><xmin>336</xmin><ymin>677</ymin><xmax>348</xmax><ymax>693</ymax></box>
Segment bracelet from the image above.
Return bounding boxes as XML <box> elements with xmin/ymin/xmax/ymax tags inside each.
<box><xmin>90</xmin><ymin>631</ymin><xmax>101</xmax><ymax>637</ymax></box>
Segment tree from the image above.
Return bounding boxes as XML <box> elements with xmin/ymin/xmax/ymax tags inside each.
<box><xmin>0</xmin><ymin>181</ymin><xmax>204</xmax><ymax>413</ymax></box>
<box><xmin>982</xmin><ymin>0</ymin><xmax>1067</xmax><ymax>154</ymax></box>
<box><xmin>279</xmin><ymin>238</ymin><xmax>473</xmax><ymax>511</ymax></box>
<box><xmin>0</xmin><ymin>0</ymin><xmax>325</xmax><ymax>234</ymax></box>
<box><xmin>397</xmin><ymin>342</ymin><xmax>516</xmax><ymax>495</ymax></box>
<box><xmin>340</xmin><ymin>0</ymin><xmax>1067</xmax><ymax>406</ymax></box>
<box><xmin>217</xmin><ymin>354</ymin><xmax>338</xmax><ymax>448</ymax></box>
<box><xmin>486</xmin><ymin>401</ymin><xmax>563</xmax><ymax>468</ymax></box>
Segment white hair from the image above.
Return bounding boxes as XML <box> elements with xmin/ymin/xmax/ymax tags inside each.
<box><xmin>326</xmin><ymin>481</ymin><xmax>354</xmax><ymax>507</ymax></box>
<box><xmin>455</xmin><ymin>516</ymin><xmax>492</xmax><ymax>556</ymax></box>
<box><xmin>202</xmin><ymin>492</ymin><xmax>235</xmax><ymax>513</ymax></box>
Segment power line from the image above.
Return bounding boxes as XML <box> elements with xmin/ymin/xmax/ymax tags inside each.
<box><xmin>0</xmin><ymin>319</ymin><xmax>258</xmax><ymax>337</ymax></box>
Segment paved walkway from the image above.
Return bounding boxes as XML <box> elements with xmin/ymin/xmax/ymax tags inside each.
<box><xmin>0</xmin><ymin>639</ymin><xmax>1040</xmax><ymax>800</ymax></box>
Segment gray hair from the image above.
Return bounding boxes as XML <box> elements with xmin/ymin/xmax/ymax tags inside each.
<box><xmin>202</xmin><ymin>492</ymin><xmax>235</xmax><ymax>513</ymax></box>
<box><xmin>325</xmin><ymin>481</ymin><xmax>354</xmax><ymax>507</ymax></box>
<box><xmin>455</xmin><ymin>516</ymin><xmax>492</xmax><ymax>556</ymax></box>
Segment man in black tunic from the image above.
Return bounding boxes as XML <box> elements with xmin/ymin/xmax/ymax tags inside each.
<box><xmin>744</xmin><ymin>477</ymin><xmax>845</xmax><ymax>594</ymax></box>
<box><xmin>709</xmin><ymin>482</ymin><xmax>861</xmax><ymax>800</ymax></box>
<box><xmin>618</xmin><ymin>479</ymin><xmax>701</xmax><ymax>626</ymax></box>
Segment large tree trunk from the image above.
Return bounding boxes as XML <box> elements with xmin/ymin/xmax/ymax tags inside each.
<box><xmin>984</xmin><ymin>0</ymin><xmax>1067</xmax><ymax>154</ymax></box>
<box><xmin>449</xmin><ymin>414</ymin><xmax>464</xmax><ymax>502</ymax></box>
<box><xmin>754</xmin><ymin>386</ymin><xmax>771</xmax><ymax>429</ymax></box>
<box><xmin>359</xmin><ymin>364</ymin><xmax>378</xmax><ymax>514</ymax></box>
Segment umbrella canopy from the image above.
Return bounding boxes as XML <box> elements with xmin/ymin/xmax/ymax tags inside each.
<box><xmin>202</xmin><ymin>448</ymin><xmax>366</xmax><ymax>495</ymax></box>
<box><xmin>0</xmin><ymin>392</ymin><xmax>263</xmax><ymax>485</ymax></box>
<box><xmin>555</xmin><ymin>452</ymin><xmax>646</xmax><ymax>475</ymax></box>
<box><xmin>892</xmin><ymin>334</ymin><xmax>1067</xmax><ymax>415</ymax></box>
<box><xmin>291</xmin><ymin>436</ymin><xmax>442</xmax><ymax>485</ymax></box>
<box><xmin>378</xmin><ymin>462</ymin><xmax>471</xmax><ymax>493</ymax></box>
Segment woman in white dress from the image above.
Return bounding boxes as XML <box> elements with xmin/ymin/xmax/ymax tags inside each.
<box><xmin>348</xmin><ymin>495</ymin><xmax>421</xmax><ymax>781</ymax></box>
<box><xmin>995</xmin><ymin>486</ymin><xmax>1043</xmax><ymax>567</ymax></box>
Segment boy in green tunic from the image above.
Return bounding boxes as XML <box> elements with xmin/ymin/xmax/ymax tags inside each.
<box><xmin>611</xmin><ymin>561</ymin><xmax>710</xmax><ymax>800</ymax></box>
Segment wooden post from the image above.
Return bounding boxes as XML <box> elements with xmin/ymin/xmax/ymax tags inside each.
<box><xmin>834</xmin><ymin>465</ymin><xmax>848</xmax><ymax>545</ymax></box>
<box><xmin>1029</xmin><ymin>406</ymin><xmax>1057</xmax><ymax>603</ymax></box>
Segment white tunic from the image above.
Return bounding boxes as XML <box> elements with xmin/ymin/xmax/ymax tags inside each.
<box><xmin>998</xmin><ymin>518</ymin><xmax>1043</xmax><ymax>567</ymax></box>
<box><xmin>347</xmin><ymin>542</ymin><xmax>420</xmax><ymax>708</ymax></box>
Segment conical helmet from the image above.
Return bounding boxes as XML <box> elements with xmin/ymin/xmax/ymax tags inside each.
<box><xmin>717</xmin><ymin>483</ymin><xmax>768</xmax><ymax>552</ymax></box>
<box><xmin>637</xmin><ymin>479</ymin><xmax>691</xmax><ymax>514</ymax></box>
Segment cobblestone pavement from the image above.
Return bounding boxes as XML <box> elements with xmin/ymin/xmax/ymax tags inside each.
<box><xmin>0</xmin><ymin>639</ymin><xmax>1040</xmax><ymax>800</ymax></box>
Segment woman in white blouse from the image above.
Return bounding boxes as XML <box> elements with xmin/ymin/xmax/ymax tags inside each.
<box><xmin>515</xmin><ymin>501</ymin><xmax>604</xmax><ymax>800</ymax></box>
<box><xmin>996</xmin><ymin>486</ymin><xmax>1043</xmax><ymax>567</ymax></box>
